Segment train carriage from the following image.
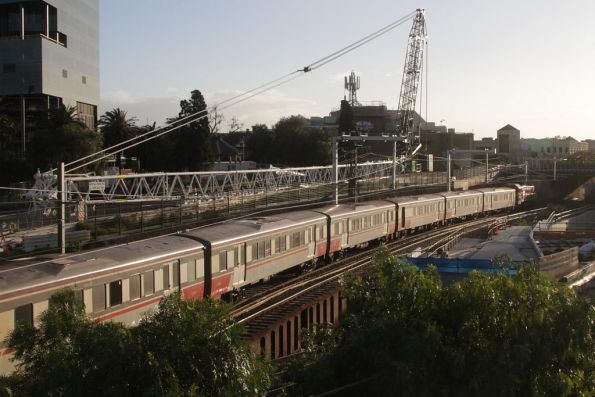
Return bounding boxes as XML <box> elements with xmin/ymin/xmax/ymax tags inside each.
<box><xmin>317</xmin><ymin>201</ymin><xmax>395</xmax><ymax>253</ymax></box>
<box><xmin>385</xmin><ymin>194</ymin><xmax>445</xmax><ymax>233</ymax></box>
<box><xmin>0</xmin><ymin>234</ymin><xmax>205</xmax><ymax>374</ymax></box>
<box><xmin>183</xmin><ymin>210</ymin><xmax>327</xmax><ymax>292</ymax></box>
<box><xmin>477</xmin><ymin>187</ymin><xmax>516</xmax><ymax>212</ymax></box>
<box><xmin>439</xmin><ymin>190</ymin><xmax>484</xmax><ymax>220</ymax></box>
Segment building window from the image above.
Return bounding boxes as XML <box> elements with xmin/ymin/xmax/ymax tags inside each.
<box><xmin>2</xmin><ymin>64</ymin><xmax>16</xmax><ymax>73</ymax></box>
<box><xmin>62</xmin><ymin>69</ymin><xmax>68</xmax><ymax>78</ymax></box>
<box><xmin>143</xmin><ymin>271</ymin><xmax>154</xmax><ymax>296</ymax></box>
<box><xmin>130</xmin><ymin>274</ymin><xmax>141</xmax><ymax>300</ymax></box>
<box><xmin>92</xmin><ymin>285</ymin><xmax>106</xmax><ymax>312</ymax></box>
<box><xmin>14</xmin><ymin>303</ymin><xmax>33</xmax><ymax>328</ymax></box>
<box><xmin>82</xmin><ymin>75</ymin><xmax>87</xmax><ymax>84</ymax></box>
<box><xmin>109</xmin><ymin>280</ymin><xmax>123</xmax><ymax>307</ymax></box>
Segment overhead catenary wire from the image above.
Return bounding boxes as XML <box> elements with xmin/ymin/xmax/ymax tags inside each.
<box><xmin>64</xmin><ymin>10</ymin><xmax>417</xmax><ymax>173</ymax></box>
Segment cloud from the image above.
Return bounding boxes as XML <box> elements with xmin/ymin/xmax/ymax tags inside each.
<box><xmin>102</xmin><ymin>90</ymin><xmax>139</xmax><ymax>104</ymax></box>
<box><xmin>100</xmin><ymin>88</ymin><xmax>324</xmax><ymax>130</ymax></box>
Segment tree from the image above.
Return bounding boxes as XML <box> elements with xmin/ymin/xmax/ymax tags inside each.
<box><xmin>207</xmin><ymin>105</ymin><xmax>225</xmax><ymax>134</ymax></box>
<box><xmin>291</xmin><ymin>249</ymin><xmax>595</xmax><ymax>396</ymax></box>
<box><xmin>171</xmin><ymin>89</ymin><xmax>213</xmax><ymax>170</ymax></box>
<box><xmin>98</xmin><ymin>108</ymin><xmax>138</xmax><ymax>154</ymax></box>
<box><xmin>5</xmin><ymin>289</ymin><xmax>149</xmax><ymax>396</ymax></box>
<box><xmin>4</xmin><ymin>290</ymin><xmax>271</xmax><ymax>396</ymax></box>
<box><xmin>337</xmin><ymin>99</ymin><xmax>356</xmax><ymax>135</ymax></box>
<box><xmin>228</xmin><ymin>116</ymin><xmax>243</xmax><ymax>133</ymax></box>
<box><xmin>136</xmin><ymin>293</ymin><xmax>271</xmax><ymax>395</ymax></box>
<box><xmin>30</xmin><ymin>105</ymin><xmax>101</xmax><ymax>171</ymax></box>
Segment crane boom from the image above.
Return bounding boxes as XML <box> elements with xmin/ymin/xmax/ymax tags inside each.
<box><xmin>396</xmin><ymin>9</ymin><xmax>426</xmax><ymax>153</ymax></box>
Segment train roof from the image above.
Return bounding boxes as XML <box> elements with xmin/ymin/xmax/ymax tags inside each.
<box><xmin>475</xmin><ymin>187</ymin><xmax>515</xmax><ymax>193</ymax></box>
<box><xmin>184</xmin><ymin>210</ymin><xmax>326</xmax><ymax>246</ymax></box>
<box><xmin>384</xmin><ymin>194</ymin><xmax>444</xmax><ymax>205</ymax></box>
<box><xmin>438</xmin><ymin>190</ymin><xmax>484</xmax><ymax>198</ymax></box>
<box><xmin>0</xmin><ymin>235</ymin><xmax>203</xmax><ymax>301</ymax></box>
<box><xmin>316</xmin><ymin>200</ymin><xmax>395</xmax><ymax>218</ymax></box>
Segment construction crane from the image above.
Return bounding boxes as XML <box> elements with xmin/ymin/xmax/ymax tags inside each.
<box><xmin>396</xmin><ymin>8</ymin><xmax>427</xmax><ymax>155</ymax></box>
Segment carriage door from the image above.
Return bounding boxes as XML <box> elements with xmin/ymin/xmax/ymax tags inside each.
<box><xmin>401</xmin><ymin>207</ymin><xmax>406</xmax><ymax>229</ymax></box>
<box><xmin>232</xmin><ymin>245</ymin><xmax>246</xmax><ymax>285</ymax></box>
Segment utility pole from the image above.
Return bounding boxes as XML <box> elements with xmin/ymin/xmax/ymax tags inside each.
<box><xmin>332</xmin><ymin>137</ymin><xmax>338</xmax><ymax>204</ymax></box>
<box><xmin>553</xmin><ymin>158</ymin><xmax>557</xmax><ymax>181</ymax></box>
<box><xmin>392</xmin><ymin>141</ymin><xmax>397</xmax><ymax>190</ymax></box>
<box><xmin>485</xmin><ymin>150</ymin><xmax>489</xmax><ymax>183</ymax></box>
<box><xmin>57</xmin><ymin>162</ymin><xmax>66</xmax><ymax>254</ymax></box>
<box><xmin>447</xmin><ymin>150</ymin><xmax>452</xmax><ymax>192</ymax></box>
<box><xmin>524</xmin><ymin>161</ymin><xmax>528</xmax><ymax>185</ymax></box>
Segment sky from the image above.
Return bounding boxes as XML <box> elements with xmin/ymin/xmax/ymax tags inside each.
<box><xmin>99</xmin><ymin>0</ymin><xmax>595</xmax><ymax>140</ymax></box>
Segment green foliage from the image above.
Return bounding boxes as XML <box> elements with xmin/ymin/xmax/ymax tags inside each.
<box><xmin>337</xmin><ymin>99</ymin><xmax>356</xmax><ymax>134</ymax></box>
<box><xmin>246</xmin><ymin>116</ymin><xmax>331</xmax><ymax>166</ymax></box>
<box><xmin>292</xmin><ymin>248</ymin><xmax>595</xmax><ymax>396</ymax></box>
<box><xmin>4</xmin><ymin>290</ymin><xmax>271</xmax><ymax>396</ymax></box>
<box><xmin>30</xmin><ymin>105</ymin><xmax>102</xmax><ymax>171</ymax></box>
<box><xmin>99</xmin><ymin>108</ymin><xmax>138</xmax><ymax>154</ymax></box>
<box><xmin>137</xmin><ymin>294</ymin><xmax>271</xmax><ymax>396</ymax></box>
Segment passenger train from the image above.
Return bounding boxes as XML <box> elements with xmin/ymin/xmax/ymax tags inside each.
<box><xmin>0</xmin><ymin>184</ymin><xmax>534</xmax><ymax>372</ymax></box>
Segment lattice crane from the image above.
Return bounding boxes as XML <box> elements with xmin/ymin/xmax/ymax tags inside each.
<box><xmin>396</xmin><ymin>9</ymin><xmax>427</xmax><ymax>155</ymax></box>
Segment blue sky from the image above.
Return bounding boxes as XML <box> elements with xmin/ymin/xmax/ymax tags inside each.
<box><xmin>100</xmin><ymin>0</ymin><xmax>595</xmax><ymax>140</ymax></box>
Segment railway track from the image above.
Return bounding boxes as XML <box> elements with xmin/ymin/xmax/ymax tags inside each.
<box><xmin>231</xmin><ymin>207</ymin><xmax>547</xmax><ymax>336</ymax></box>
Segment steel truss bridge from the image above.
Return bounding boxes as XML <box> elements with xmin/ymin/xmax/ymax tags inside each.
<box><xmin>26</xmin><ymin>161</ymin><xmax>523</xmax><ymax>204</ymax></box>
<box><xmin>63</xmin><ymin>161</ymin><xmax>400</xmax><ymax>203</ymax></box>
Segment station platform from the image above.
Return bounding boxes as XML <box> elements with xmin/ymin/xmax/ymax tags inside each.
<box><xmin>448</xmin><ymin>226</ymin><xmax>541</xmax><ymax>262</ymax></box>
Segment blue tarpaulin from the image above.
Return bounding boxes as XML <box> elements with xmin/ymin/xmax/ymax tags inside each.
<box><xmin>405</xmin><ymin>257</ymin><xmax>518</xmax><ymax>275</ymax></box>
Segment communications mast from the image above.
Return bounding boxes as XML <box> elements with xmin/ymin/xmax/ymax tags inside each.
<box><xmin>344</xmin><ymin>71</ymin><xmax>361</xmax><ymax>107</ymax></box>
<box><xmin>396</xmin><ymin>9</ymin><xmax>426</xmax><ymax>155</ymax></box>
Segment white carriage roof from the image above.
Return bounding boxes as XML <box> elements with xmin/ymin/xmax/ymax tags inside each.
<box><xmin>385</xmin><ymin>194</ymin><xmax>444</xmax><ymax>205</ymax></box>
<box><xmin>0</xmin><ymin>235</ymin><xmax>202</xmax><ymax>300</ymax></box>
<box><xmin>317</xmin><ymin>200</ymin><xmax>395</xmax><ymax>217</ymax></box>
<box><xmin>438</xmin><ymin>190</ymin><xmax>484</xmax><ymax>198</ymax></box>
<box><xmin>185</xmin><ymin>210</ymin><xmax>326</xmax><ymax>245</ymax></box>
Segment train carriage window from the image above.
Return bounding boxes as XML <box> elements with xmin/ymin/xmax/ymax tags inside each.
<box><xmin>290</xmin><ymin>232</ymin><xmax>300</xmax><ymax>248</ymax></box>
<box><xmin>233</xmin><ymin>247</ymin><xmax>240</xmax><ymax>265</ymax></box>
<box><xmin>257</xmin><ymin>241</ymin><xmax>265</xmax><ymax>258</ymax></box>
<box><xmin>130</xmin><ymin>274</ymin><xmax>141</xmax><ymax>300</ymax></box>
<box><xmin>197</xmin><ymin>258</ymin><xmax>205</xmax><ymax>278</ymax></box>
<box><xmin>163</xmin><ymin>265</ymin><xmax>170</xmax><ymax>290</ymax></box>
<box><xmin>300</xmin><ymin>230</ymin><xmax>306</xmax><ymax>245</ymax></box>
<box><xmin>333</xmin><ymin>222</ymin><xmax>339</xmax><ymax>236</ymax></box>
<box><xmin>74</xmin><ymin>289</ymin><xmax>85</xmax><ymax>308</ymax></box>
<box><xmin>306</xmin><ymin>228</ymin><xmax>311</xmax><ymax>243</ymax></box>
<box><xmin>173</xmin><ymin>262</ymin><xmax>180</xmax><ymax>287</ymax></box>
<box><xmin>143</xmin><ymin>271</ymin><xmax>155</xmax><ymax>296</ymax></box>
<box><xmin>265</xmin><ymin>240</ymin><xmax>271</xmax><ymax>257</ymax></box>
<box><xmin>109</xmin><ymin>280</ymin><xmax>123</xmax><ymax>307</ymax></box>
<box><xmin>277</xmin><ymin>236</ymin><xmax>286</xmax><ymax>252</ymax></box>
<box><xmin>14</xmin><ymin>303</ymin><xmax>33</xmax><ymax>328</ymax></box>
<box><xmin>188</xmin><ymin>259</ymin><xmax>196</xmax><ymax>281</ymax></box>
<box><xmin>219</xmin><ymin>251</ymin><xmax>228</xmax><ymax>271</ymax></box>
<box><xmin>251</xmin><ymin>242</ymin><xmax>258</xmax><ymax>260</ymax></box>
<box><xmin>92</xmin><ymin>284</ymin><xmax>106</xmax><ymax>312</ymax></box>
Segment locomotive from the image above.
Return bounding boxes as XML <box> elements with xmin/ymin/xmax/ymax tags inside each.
<box><xmin>0</xmin><ymin>185</ymin><xmax>533</xmax><ymax>372</ymax></box>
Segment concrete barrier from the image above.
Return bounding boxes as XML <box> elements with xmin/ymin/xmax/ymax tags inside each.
<box><xmin>539</xmin><ymin>247</ymin><xmax>579</xmax><ymax>280</ymax></box>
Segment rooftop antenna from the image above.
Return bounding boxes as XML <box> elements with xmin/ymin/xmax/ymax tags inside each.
<box><xmin>344</xmin><ymin>71</ymin><xmax>361</xmax><ymax>107</ymax></box>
